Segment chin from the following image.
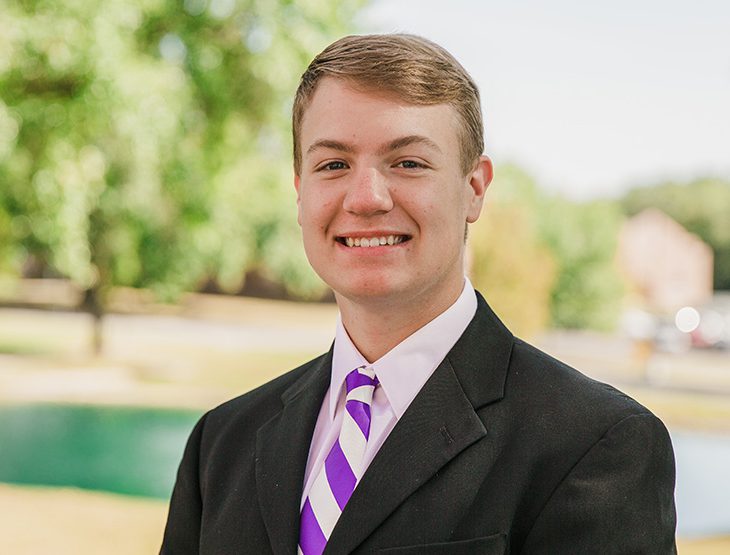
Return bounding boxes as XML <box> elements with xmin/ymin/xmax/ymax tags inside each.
<box><xmin>329</xmin><ymin>275</ymin><xmax>408</xmax><ymax>304</ymax></box>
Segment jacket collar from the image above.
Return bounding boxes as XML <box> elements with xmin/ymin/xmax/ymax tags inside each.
<box><xmin>447</xmin><ymin>290</ymin><xmax>513</xmax><ymax>410</ymax></box>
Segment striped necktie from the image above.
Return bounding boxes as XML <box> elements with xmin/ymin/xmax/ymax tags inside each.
<box><xmin>298</xmin><ymin>366</ymin><xmax>379</xmax><ymax>555</ymax></box>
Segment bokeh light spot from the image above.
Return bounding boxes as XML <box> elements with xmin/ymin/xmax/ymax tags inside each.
<box><xmin>159</xmin><ymin>34</ymin><xmax>187</xmax><ymax>64</ymax></box>
<box><xmin>675</xmin><ymin>306</ymin><xmax>700</xmax><ymax>333</ymax></box>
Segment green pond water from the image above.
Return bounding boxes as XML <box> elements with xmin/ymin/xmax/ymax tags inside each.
<box><xmin>2</xmin><ymin>403</ymin><xmax>730</xmax><ymax>538</ymax></box>
<box><xmin>0</xmin><ymin>404</ymin><xmax>202</xmax><ymax>499</ymax></box>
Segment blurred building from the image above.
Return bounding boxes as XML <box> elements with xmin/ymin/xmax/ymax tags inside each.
<box><xmin>618</xmin><ymin>208</ymin><xmax>713</xmax><ymax>311</ymax></box>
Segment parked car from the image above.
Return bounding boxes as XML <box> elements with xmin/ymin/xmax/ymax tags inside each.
<box><xmin>688</xmin><ymin>294</ymin><xmax>730</xmax><ymax>350</ymax></box>
<box><xmin>623</xmin><ymin>294</ymin><xmax>730</xmax><ymax>353</ymax></box>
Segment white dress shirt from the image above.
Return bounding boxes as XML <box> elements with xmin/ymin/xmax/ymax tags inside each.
<box><xmin>300</xmin><ymin>278</ymin><xmax>478</xmax><ymax>507</ymax></box>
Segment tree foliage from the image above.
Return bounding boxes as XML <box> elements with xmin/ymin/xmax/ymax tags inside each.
<box><xmin>539</xmin><ymin>196</ymin><xmax>625</xmax><ymax>330</ymax></box>
<box><xmin>0</xmin><ymin>0</ymin><xmax>364</xmax><ymax>314</ymax></box>
<box><xmin>470</xmin><ymin>165</ymin><xmax>625</xmax><ymax>334</ymax></box>
<box><xmin>620</xmin><ymin>178</ymin><xmax>730</xmax><ymax>290</ymax></box>
<box><xmin>469</xmin><ymin>166</ymin><xmax>556</xmax><ymax>338</ymax></box>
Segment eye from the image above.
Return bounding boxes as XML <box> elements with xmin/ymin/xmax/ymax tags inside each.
<box><xmin>395</xmin><ymin>159</ymin><xmax>427</xmax><ymax>170</ymax></box>
<box><xmin>316</xmin><ymin>160</ymin><xmax>348</xmax><ymax>172</ymax></box>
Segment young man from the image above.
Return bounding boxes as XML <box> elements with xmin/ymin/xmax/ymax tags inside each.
<box><xmin>161</xmin><ymin>34</ymin><xmax>677</xmax><ymax>554</ymax></box>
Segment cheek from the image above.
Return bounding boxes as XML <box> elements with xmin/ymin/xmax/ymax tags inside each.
<box><xmin>420</xmin><ymin>197</ymin><xmax>464</xmax><ymax>233</ymax></box>
<box><xmin>301</xmin><ymin>196</ymin><xmax>337</xmax><ymax>231</ymax></box>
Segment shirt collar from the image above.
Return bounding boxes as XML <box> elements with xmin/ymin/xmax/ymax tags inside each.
<box><xmin>330</xmin><ymin>277</ymin><xmax>478</xmax><ymax>420</ymax></box>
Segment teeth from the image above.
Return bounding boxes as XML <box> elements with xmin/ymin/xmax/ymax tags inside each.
<box><xmin>341</xmin><ymin>235</ymin><xmax>406</xmax><ymax>247</ymax></box>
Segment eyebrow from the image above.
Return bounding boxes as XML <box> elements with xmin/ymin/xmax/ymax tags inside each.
<box><xmin>305</xmin><ymin>135</ymin><xmax>442</xmax><ymax>156</ymax></box>
<box><xmin>378</xmin><ymin>135</ymin><xmax>442</xmax><ymax>155</ymax></box>
<box><xmin>306</xmin><ymin>139</ymin><xmax>355</xmax><ymax>155</ymax></box>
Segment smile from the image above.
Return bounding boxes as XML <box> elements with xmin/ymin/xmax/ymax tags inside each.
<box><xmin>336</xmin><ymin>235</ymin><xmax>410</xmax><ymax>248</ymax></box>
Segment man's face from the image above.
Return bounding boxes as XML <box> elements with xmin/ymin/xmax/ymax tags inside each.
<box><xmin>295</xmin><ymin>78</ymin><xmax>490</xmax><ymax>309</ymax></box>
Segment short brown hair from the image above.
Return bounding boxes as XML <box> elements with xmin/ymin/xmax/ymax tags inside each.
<box><xmin>292</xmin><ymin>34</ymin><xmax>484</xmax><ymax>176</ymax></box>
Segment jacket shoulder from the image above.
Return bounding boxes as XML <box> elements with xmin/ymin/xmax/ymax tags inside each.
<box><xmin>507</xmin><ymin>337</ymin><xmax>658</xmax><ymax>433</ymax></box>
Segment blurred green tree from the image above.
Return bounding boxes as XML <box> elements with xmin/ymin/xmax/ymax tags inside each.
<box><xmin>469</xmin><ymin>165</ymin><xmax>556</xmax><ymax>338</ymax></box>
<box><xmin>470</xmin><ymin>165</ymin><xmax>625</xmax><ymax>334</ymax></box>
<box><xmin>0</xmin><ymin>0</ymin><xmax>363</xmax><ymax>351</ymax></box>
<box><xmin>621</xmin><ymin>178</ymin><xmax>730</xmax><ymax>290</ymax></box>
<box><xmin>539</xmin><ymin>196</ymin><xmax>625</xmax><ymax>330</ymax></box>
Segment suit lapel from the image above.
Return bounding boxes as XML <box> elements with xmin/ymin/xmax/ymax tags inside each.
<box><xmin>326</xmin><ymin>293</ymin><xmax>514</xmax><ymax>554</ymax></box>
<box><xmin>255</xmin><ymin>351</ymin><xmax>332</xmax><ymax>555</ymax></box>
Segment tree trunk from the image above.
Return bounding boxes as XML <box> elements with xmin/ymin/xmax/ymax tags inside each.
<box><xmin>82</xmin><ymin>286</ymin><xmax>104</xmax><ymax>356</ymax></box>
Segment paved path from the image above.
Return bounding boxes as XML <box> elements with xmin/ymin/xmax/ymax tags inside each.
<box><xmin>1</xmin><ymin>305</ymin><xmax>729</xmax><ymax>425</ymax></box>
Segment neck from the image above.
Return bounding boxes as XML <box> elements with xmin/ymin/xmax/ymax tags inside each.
<box><xmin>335</xmin><ymin>280</ymin><xmax>465</xmax><ymax>362</ymax></box>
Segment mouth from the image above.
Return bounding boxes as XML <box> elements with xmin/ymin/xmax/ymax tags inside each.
<box><xmin>335</xmin><ymin>234</ymin><xmax>411</xmax><ymax>248</ymax></box>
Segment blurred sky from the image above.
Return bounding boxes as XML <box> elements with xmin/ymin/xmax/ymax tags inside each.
<box><xmin>358</xmin><ymin>0</ymin><xmax>730</xmax><ymax>199</ymax></box>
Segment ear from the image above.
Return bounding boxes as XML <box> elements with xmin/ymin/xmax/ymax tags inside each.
<box><xmin>465</xmin><ymin>155</ymin><xmax>493</xmax><ymax>223</ymax></box>
<box><xmin>294</xmin><ymin>174</ymin><xmax>303</xmax><ymax>226</ymax></box>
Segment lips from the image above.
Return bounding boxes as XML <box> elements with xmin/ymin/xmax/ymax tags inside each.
<box><xmin>336</xmin><ymin>234</ymin><xmax>411</xmax><ymax>248</ymax></box>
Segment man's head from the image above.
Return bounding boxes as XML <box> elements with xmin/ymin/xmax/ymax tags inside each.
<box><xmin>292</xmin><ymin>34</ymin><xmax>492</xmax><ymax>315</ymax></box>
<box><xmin>292</xmin><ymin>34</ymin><xmax>484</xmax><ymax>176</ymax></box>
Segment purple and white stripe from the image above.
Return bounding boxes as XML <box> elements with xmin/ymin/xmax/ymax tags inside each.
<box><xmin>299</xmin><ymin>366</ymin><xmax>378</xmax><ymax>555</ymax></box>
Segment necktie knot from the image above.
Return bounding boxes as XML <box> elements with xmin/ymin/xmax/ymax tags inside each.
<box><xmin>343</xmin><ymin>366</ymin><xmax>378</xmax><ymax>442</ymax></box>
<box><xmin>345</xmin><ymin>365</ymin><xmax>378</xmax><ymax>396</ymax></box>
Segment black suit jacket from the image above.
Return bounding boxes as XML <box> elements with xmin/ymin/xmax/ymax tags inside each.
<box><xmin>161</xmin><ymin>292</ymin><xmax>677</xmax><ymax>554</ymax></box>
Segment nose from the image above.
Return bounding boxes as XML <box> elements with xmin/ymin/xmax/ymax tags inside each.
<box><xmin>342</xmin><ymin>168</ymin><xmax>394</xmax><ymax>215</ymax></box>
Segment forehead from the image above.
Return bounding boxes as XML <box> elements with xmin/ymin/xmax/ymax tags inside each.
<box><xmin>299</xmin><ymin>78</ymin><xmax>461</xmax><ymax>156</ymax></box>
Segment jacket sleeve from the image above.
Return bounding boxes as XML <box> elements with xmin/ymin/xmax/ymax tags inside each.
<box><xmin>160</xmin><ymin>412</ymin><xmax>208</xmax><ymax>555</ymax></box>
<box><xmin>521</xmin><ymin>413</ymin><xmax>677</xmax><ymax>554</ymax></box>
